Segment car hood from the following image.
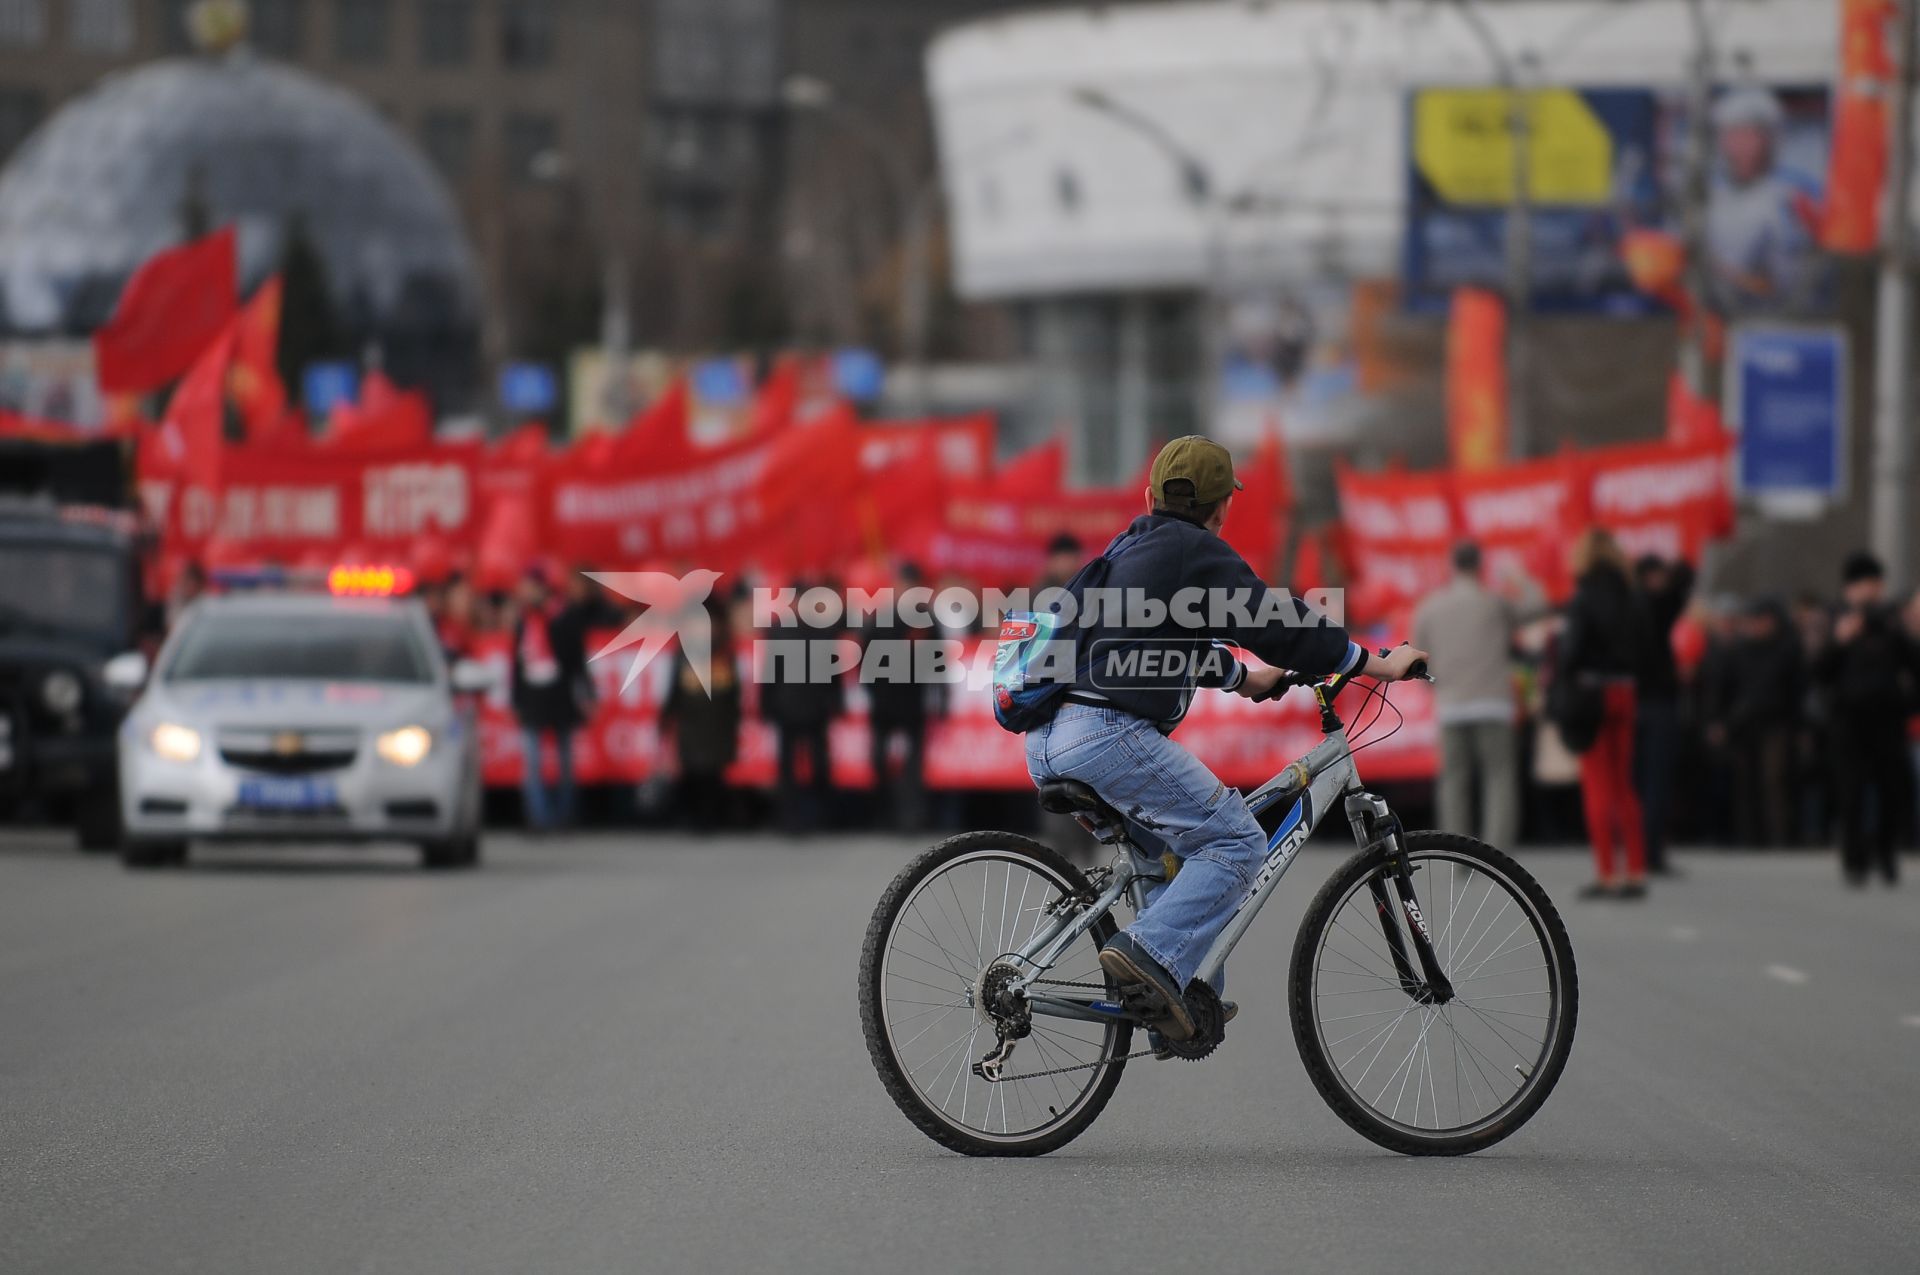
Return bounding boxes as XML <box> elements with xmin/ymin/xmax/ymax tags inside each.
<box><xmin>143</xmin><ymin>680</ymin><xmax>447</xmax><ymax>731</ymax></box>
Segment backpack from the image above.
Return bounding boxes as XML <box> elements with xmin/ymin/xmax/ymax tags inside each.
<box><xmin>991</xmin><ymin>532</ymin><xmax>1139</xmax><ymax>733</ymax></box>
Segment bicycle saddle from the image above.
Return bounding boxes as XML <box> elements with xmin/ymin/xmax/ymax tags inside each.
<box><xmin>1036</xmin><ymin>779</ymin><xmax>1121</xmax><ymax>822</ymax></box>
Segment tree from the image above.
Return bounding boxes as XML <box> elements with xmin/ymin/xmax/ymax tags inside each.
<box><xmin>275</xmin><ymin>210</ymin><xmax>346</xmax><ymax>402</ymax></box>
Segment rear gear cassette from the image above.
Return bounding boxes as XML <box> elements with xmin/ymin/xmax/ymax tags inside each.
<box><xmin>974</xmin><ymin>961</ymin><xmax>1032</xmax><ymax>1039</ymax></box>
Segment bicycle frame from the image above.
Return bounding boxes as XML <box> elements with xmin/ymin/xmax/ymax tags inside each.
<box><xmin>1009</xmin><ymin>681</ymin><xmax>1453</xmax><ymax>1029</ymax></box>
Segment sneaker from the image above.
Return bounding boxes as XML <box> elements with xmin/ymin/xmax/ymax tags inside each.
<box><xmin>1576</xmin><ymin>881</ymin><xmax>1616</xmax><ymax>900</ymax></box>
<box><xmin>1616</xmin><ymin>880</ymin><xmax>1648</xmax><ymax>900</ymax></box>
<box><xmin>1099</xmin><ymin>933</ymin><xmax>1195</xmax><ymax>1041</ymax></box>
<box><xmin>1149</xmin><ymin>999</ymin><xmax>1238</xmax><ymax>1060</ymax></box>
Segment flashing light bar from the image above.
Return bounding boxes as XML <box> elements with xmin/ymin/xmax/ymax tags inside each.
<box><xmin>328</xmin><ymin>564</ymin><xmax>415</xmax><ymax>597</ymax></box>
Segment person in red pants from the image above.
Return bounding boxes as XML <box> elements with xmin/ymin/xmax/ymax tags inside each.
<box><xmin>1561</xmin><ymin>529</ymin><xmax>1651</xmax><ymax>898</ymax></box>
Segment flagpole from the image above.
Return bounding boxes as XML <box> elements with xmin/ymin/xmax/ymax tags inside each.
<box><xmin>1449</xmin><ymin>0</ymin><xmax>1533</xmax><ymax>460</ymax></box>
<box><xmin>1872</xmin><ymin>0</ymin><xmax>1917</xmax><ymax>589</ymax></box>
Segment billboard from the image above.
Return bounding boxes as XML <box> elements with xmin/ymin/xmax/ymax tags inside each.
<box><xmin>1404</xmin><ymin>84</ymin><xmax>1831</xmax><ymax>316</ymax></box>
<box><xmin>1727</xmin><ymin>323</ymin><xmax>1848</xmax><ymax>514</ymax></box>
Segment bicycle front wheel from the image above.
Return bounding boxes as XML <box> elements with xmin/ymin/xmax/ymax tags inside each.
<box><xmin>1289</xmin><ymin>831</ymin><xmax>1578</xmax><ymax>1156</ymax></box>
<box><xmin>858</xmin><ymin>831</ymin><xmax>1133</xmax><ymax>1157</ymax></box>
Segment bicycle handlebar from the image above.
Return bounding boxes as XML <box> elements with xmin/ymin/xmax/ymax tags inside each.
<box><xmin>1246</xmin><ymin>645</ymin><xmax>1432</xmax><ymax>703</ymax></box>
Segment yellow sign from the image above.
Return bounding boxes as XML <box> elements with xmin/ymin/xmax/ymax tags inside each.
<box><xmin>1414</xmin><ymin>88</ymin><xmax>1614</xmax><ymax>206</ymax></box>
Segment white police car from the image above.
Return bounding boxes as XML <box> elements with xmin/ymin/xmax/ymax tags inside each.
<box><xmin>115</xmin><ymin>588</ymin><xmax>487</xmax><ymax>869</ymax></box>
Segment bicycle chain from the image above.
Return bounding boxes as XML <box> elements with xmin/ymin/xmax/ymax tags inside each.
<box><xmin>980</xmin><ymin>1045</ymin><xmax>1162</xmax><ymax>1083</ymax></box>
<box><xmin>975</xmin><ymin>975</ymin><xmax>1192</xmax><ymax>1083</ymax></box>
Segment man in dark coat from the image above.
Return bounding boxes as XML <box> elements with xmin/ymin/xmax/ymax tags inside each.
<box><xmin>1716</xmin><ymin>597</ymin><xmax>1803</xmax><ymax>848</ymax></box>
<box><xmin>1814</xmin><ymin>552</ymin><xmax>1920</xmax><ymax>884</ymax></box>
<box><xmin>1633</xmin><ymin>555</ymin><xmax>1694</xmax><ymax>871</ymax></box>
<box><xmin>660</xmin><ymin>601</ymin><xmax>742</xmax><ymax>832</ymax></box>
<box><xmin>760</xmin><ymin>578</ymin><xmax>844</xmax><ymax>834</ymax></box>
<box><xmin>511</xmin><ymin>566</ymin><xmax>591</xmax><ymax>830</ymax></box>
<box><xmin>860</xmin><ymin>563</ymin><xmax>940</xmax><ymax>832</ymax></box>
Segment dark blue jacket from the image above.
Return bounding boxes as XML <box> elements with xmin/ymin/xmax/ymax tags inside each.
<box><xmin>1067</xmin><ymin>511</ymin><xmax>1362</xmax><ymax>728</ymax></box>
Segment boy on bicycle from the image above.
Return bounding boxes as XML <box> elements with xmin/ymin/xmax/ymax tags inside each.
<box><xmin>1024</xmin><ymin>436</ymin><xmax>1426</xmax><ymax>1043</ymax></box>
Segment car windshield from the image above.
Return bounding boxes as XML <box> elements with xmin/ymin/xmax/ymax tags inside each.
<box><xmin>0</xmin><ymin>542</ymin><xmax>125</xmax><ymax>639</ymax></box>
<box><xmin>165</xmin><ymin>609</ymin><xmax>434</xmax><ymax>683</ymax></box>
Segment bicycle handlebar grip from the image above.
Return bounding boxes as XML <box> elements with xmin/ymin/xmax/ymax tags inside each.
<box><xmin>1372</xmin><ymin>645</ymin><xmax>1435</xmax><ymax>683</ymax></box>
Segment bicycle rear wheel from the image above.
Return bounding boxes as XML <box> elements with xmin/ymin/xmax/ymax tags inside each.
<box><xmin>1289</xmin><ymin>831</ymin><xmax>1577</xmax><ymax>1155</ymax></box>
<box><xmin>858</xmin><ymin>831</ymin><xmax>1133</xmax><ymax>1157</ymax></box>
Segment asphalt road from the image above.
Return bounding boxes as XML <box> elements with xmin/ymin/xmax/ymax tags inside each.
<box><xmin>2</xmin><ymin>827</ymin><xmax>1916</xmax><ymax>1275</ymax></box>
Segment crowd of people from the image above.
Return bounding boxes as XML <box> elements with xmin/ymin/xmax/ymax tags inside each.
<box><xmin>395</xmin><ymin>538</ymin><xmax>1072</xmax><ymax>837</ymax></box>
<box><xmin>1415</xmin><ymin>535</ymin><xmax>1920</xmax><ymax>894</ymax></box>
<box><xmin>153</xmin><ymin>524</ymin><xmax>1920</xmax><ymax>884</ymax></box>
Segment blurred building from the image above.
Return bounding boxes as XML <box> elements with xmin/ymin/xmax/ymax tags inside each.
<box><xmin>928</xmin><ymin>0</ymin><xmax>1835</xmax><ymax>485</ymax></box>
<box><xmin>0</xmin><ymin>0</ymin><xmax>1046</xmax><ymax>421</ymax></box>
<box><xmin>0</xmin><ymin>49</ymin><xmax>484</xmax><ymax>407</ymax></box>
<box><xmin>0</xmin><ymin>0</ymin><xmax>645</xmax><ymax>410</ymax></box>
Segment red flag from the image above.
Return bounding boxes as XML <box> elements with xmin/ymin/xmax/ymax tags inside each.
<box><xmin>608</xmin><ymin>378</ymin><xmax>691</xmax><ymax>470</ymax></box>
<box><xmin>229</xmin><ymin>276</ymin><xmax>295</xmax><ymax>444</ymax></box>
<box><xmin>1825</xmin><ymin>0</ymin><xmax>1897</xmax><ymax>252</ymax></box>
<box><xmin>1663</xmin><ymin>370</ymin><xmax>1728</xmax><ymax>446</ymax></box>
<box><xmin>160</xmin><ymin>322</ymin><xmax>237</xmax><ymax>489</ymax></box>
<box><xmin>323</xmin><ymin>370</ymin><xmax>432</xmax><ymax>451</ymax></box>
<box><xmin>744</xmin><ymin>357</ymin><xmax>801</xmax><ymax>439</ymax></box>
<box><xmin>1445</xmin><ymin>288</ymin><xmax>1509</xmax><ymax>472</ymax></box>
<box><xmin>1292</xmin><ymin>527</ymin><xmax>1336</xmax><ymax>599</ymax></box>
<box><xmin>1222</xmin><ymin>429</ymin><xmax>1287</xmax><ymax>574</ymax></box>
<box><xmin>995</xmin><ymin>437</ymin><xmax>1066</xmax><ymax>498</ymax></box>
<box><xmin>755</xmin><ymin>404</ymin><xmax>867</xmax><ymax>570</ymax></box>
<box><xmin>493</xmin><ymin>422</ymin><xmax>549</xmax><ymax>464</ymax></box>
<box><xmin>94</xmin><ymin>227</ymin><xmax>237</xmax><ymax>393</ymax></box>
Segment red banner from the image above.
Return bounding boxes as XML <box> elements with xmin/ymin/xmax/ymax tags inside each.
<box><xmin>1825</xmin><ymin>0</ymin><xmax>1897</xmax><ymax>253</ymax></box>
<box><xmin>1582</xmin><ymin>432</ymin><xmax>1735</xmax><ymax>545</ymax></box>
<box><xmin>94</xmin><ymin>227</ymin><xmax>237</xmax><ymax>394</ymax></box>
<box><xmin>470</xmin><ymin>635</ymin><xmax>1437</xmax><ymax>790</ymax></box>
<box><xmin>1332</xmin><ymin>461</ymin><xmax>1456</xmax><ymax>616</ymax></box>
<box><xmin>542</xmin><ymin>424</ymin><xmax>786</xmax><ymax>568</ymax></box>
<box><xmin>1452</xmin><ymin>451</ymin><xmax>1582</xmax><ymax>599</ymax></box>
<box><xmin>137</xmin><ymin>442</ymin><xmax>478</xmax><ymax>564</ymax></box>
<box><xmin>1334</xmin><ymin>433</ymin><xmax>1735</xmax><ymax>615</ymax></box>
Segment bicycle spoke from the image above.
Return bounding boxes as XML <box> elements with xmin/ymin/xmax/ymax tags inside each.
<box><xmin>879</xmin><ymin>848</ymin><xmax>1126</xmax><ymax>1144</ymax></box>
<box><xmin>1309</xmin><ymin>849</ymin><xmax>1566</xmax><ymax>1143</ymax></box>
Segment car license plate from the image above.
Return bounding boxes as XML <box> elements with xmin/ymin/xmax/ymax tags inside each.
<box><xmin>236</xmin><ymin>776</ymin><xmax>337</xmax><ymax>810</ymax></box>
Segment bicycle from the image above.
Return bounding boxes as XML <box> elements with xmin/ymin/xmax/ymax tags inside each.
<box><xmin>857</xmin><ymin>652</ymin><xmax>1578</xmax><ymax>1157</ymax></box>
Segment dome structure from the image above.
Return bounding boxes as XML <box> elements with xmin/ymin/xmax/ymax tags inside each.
<box><xmin>0</xmin><ymin>52</ymin><xmax>480</xmax><ymax>402</ymax></box>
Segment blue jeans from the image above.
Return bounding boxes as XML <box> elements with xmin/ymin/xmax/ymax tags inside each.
<box><xmin>521</xmin><ymin>727</ymin><xmax>576</xmax><ymax>830</ymax></box>
<box><xmin>1025</xmin><ymin>703</ymin><xmax>1266</xmax><ymax>991</ymax></box>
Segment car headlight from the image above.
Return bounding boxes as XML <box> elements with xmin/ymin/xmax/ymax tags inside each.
<box><xmin>376</xmin><ymin>726</ymin><xmax>432</xmax><ymax>767</ymax></box>
<box><xmin>149</xmin><ymin>722</ymin><xmax>202</xmax><ymax>762</ymax></box>
<box><xmin>42</xmin><ymin>669</ymin><xmax>82</xmax><ymax>715</ymax></box>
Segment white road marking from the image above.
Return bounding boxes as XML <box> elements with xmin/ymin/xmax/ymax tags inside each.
<box><xmin>1765</xmin><ymin>964</ymin><xmax>1810</xmax><ymax>986</ymax></box>
<box><xmin>1900</xmin><ymin>1015</ymin><xmax>1920</xmax><ymax>1028</ymax></box>
<box><xmin>1669</xmin><ymin>926</ymin><xmax>1698</xmax><ymax>942</ymax></box>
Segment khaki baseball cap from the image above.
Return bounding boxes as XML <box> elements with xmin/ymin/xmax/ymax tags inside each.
<box><xmin>1148</xmin><ymin>435</ymin><xmax>1243</xmax><ymax>508</ymax></box>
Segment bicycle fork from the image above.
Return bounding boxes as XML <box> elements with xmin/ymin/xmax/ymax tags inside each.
<box><xmin>1356</xmin><ymin>810</ymin><xmax>1456</xmax><ymax>1005</ymax></box>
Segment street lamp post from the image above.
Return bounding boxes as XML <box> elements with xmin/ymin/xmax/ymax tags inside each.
<box><xmin>1872</xmin><ymin>0</ymin><xmax>1917</xmax><ymax>589</ymax></box>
